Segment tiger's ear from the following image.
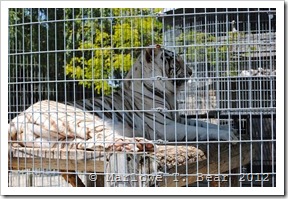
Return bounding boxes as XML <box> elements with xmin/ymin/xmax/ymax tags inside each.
<box><xmin>145</xmin><ymin>44</ymin><xmax>161</xmax><ymax>63</ymax></box>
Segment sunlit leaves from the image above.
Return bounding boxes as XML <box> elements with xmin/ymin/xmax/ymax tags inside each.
<box><xmin>64</xmin><ymin>8</ymin><xmax>162</xmax><ymax>95</ymax></box>
<box><xmin>176</xmin><ymin>30</ymin><xmax>238</xmax><ymax>76</ymax></box>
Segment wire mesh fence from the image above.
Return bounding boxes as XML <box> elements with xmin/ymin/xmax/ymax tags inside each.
<box><xmin>8</xmin><ymin>8</ymin><xmax>276</xmax><ymax>188</ymax></box>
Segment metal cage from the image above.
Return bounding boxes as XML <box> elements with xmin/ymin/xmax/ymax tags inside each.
<box><xmin>8</xmin><ymin>8</ymin><xmax>276</xmax><ymax>188</ymax></box>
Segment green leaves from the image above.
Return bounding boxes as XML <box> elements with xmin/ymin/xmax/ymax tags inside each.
<box><xmin>64</xmin><ymin>8</ymin><xmax>162</xmax><ymax>95</ymax></box>
<box><xmin>176</xmin><ymin>30</ymin><xmax>238</xmax><ymax>76</ymax></box>
<box><xmin>177</xmin><ymin>31</ymin><xmax>220</xmax><ymax>64</ymax></box>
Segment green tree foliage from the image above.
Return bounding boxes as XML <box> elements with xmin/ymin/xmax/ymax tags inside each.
<box><xmin>64</xmin><ymin>8</ymin><xmax>163</xmax><ymax>95</ymax></box>
<box><xmin>176</xmin><ymin>31</ymin><xmax>218</xmax><ymax>66</ymax></box>
<box><xmin>8</xmin><ymin>8</ymin><xmax>77</xmax><ymax>103</ymax></box>
<box><xmin>176</xmin><ymin>30</ymin><xmax>243</xmax><ymax>76</ymax></box>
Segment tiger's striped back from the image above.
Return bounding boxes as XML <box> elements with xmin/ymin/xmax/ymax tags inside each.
<box><xmin>9</xmin><ymin>45</ymin><xmax>238</xmax><ymax>149</ymax></box>
<box><xmin>69</xmin><ymin>45</ymin><xmax>192</xmax><ymax>140</ymax></box>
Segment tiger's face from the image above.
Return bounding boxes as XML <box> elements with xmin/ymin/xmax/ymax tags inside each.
<box><xmin>144</xmin><ymin>45</ymin><xmax>192</xmax><ymax>87</ymax></box>
<box><xmin>125</xmin><ymin>45</ymin><xmax>192</xmax><ymax>90</ymax></box>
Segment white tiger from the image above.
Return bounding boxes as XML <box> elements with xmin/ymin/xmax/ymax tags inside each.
<box><xmin>8</xmin><ymin>45</ymin><xmax>238</xmax><ymax>152</ymax></box>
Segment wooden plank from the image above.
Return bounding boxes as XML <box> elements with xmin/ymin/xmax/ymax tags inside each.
<box><xmin>8</xmin><ymin>157</ymin><xmax>104</xmax><ymax>173</ymax></box>
<box><xmin>10</xmin><ymin>147</ymin><xmax>105</xmax><ymax>160</ymax></box>
<box><xmin>9</xmin><ymin>141</ymin><xmax>254</xmax><ymax>187</ymax></box>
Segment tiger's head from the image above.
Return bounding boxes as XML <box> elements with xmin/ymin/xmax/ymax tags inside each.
<box><xmin>124</xmin><ymin>44</ymin><xmax>192</xmax><ymax>94</ymax></box>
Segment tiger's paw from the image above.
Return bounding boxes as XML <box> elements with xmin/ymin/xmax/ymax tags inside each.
<box><xmin>109</xmin><ymin>137</ymin><xmax>156</xmax><ymax>152</ymax></box>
